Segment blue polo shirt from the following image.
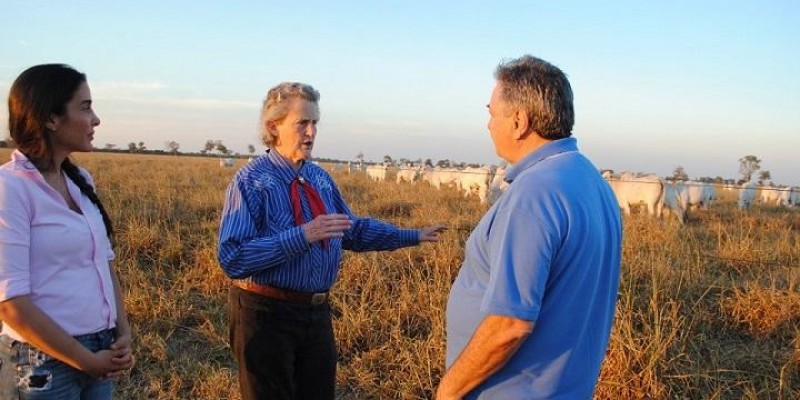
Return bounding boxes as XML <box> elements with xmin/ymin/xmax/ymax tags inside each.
<box><xmin>446</xmin><ymin>138</ymin><xmax>622</xmax><ymax>399</ymax></box>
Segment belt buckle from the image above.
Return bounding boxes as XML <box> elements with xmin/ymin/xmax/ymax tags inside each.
<box><xmin>311</xmin><ymin>293</ymin><xmax>327</xmax><ymax>305</ymax></box>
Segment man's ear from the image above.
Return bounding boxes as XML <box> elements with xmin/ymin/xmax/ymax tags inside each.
<box><xmin>512</xmin><ymin>109</ymin><xmax>530</xmax><ymax>140</ymax></box>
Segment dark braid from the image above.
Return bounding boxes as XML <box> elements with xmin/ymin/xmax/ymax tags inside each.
<box><xmin>62</xmin><ymin>158</ymin><xmax>114</xmax><ymax>238</ymax></box>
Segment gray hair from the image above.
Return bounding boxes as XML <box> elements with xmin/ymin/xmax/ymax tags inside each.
<box><xmin>259</xmin><ymin>82</ymin><xmax>320</xmax><ymax>146</ymax></box>
<box><xmin>494</xmin><ymin>55</ymin><xmax>574</xmax><ymax>140</ymax></box>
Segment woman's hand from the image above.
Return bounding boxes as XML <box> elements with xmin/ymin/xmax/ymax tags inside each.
<box><xmin>302</xmin><ymin>213</ymin><xmax>353</xmax><ymax>244</ymax></box>
<box><xmin>419</xmin><ymin>224</ymin><xmax>447</xmax><ymax>242</ymax></box>
<box><xmin>104</xmin><ymin>331</ymin><xmax>134</xmax><ymax>378</ymax></box>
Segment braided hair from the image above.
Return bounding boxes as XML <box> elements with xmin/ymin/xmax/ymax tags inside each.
<box><xmin>62</xmin><ymin>158</ymin><xmax>114</xmax><ymax>237</ymax></box>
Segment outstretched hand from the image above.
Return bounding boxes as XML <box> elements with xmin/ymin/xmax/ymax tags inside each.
<box><xmin>419</xmin><ymin>224</ymin><xmax>447</xmax><ymax>242</ymax></box>
<box><xmin>303</xmin><ymin>213</ymin><xmax>353</xmax><ymax>244</ymax></box>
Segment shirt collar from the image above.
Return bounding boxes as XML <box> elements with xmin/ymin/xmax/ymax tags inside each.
<box><xmin>10</xmin><ymin>149</ymin><xmax>42</xmax><ymax>173</ymax></box>
<box><xmin>505</xmin><ymin>137</ymin><xmax>578</xmax><ymax>183</ymax></box>
<box><xmin>266</xmin><ymin>148</ymin><xmax>306</xmax><ymax>183</ymax></box>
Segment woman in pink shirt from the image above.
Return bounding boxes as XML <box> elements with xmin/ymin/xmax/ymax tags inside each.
<box><xmin>0</xmin><ymin>64</ymin><xmax>133</xmax><ymax>399</ymax></box>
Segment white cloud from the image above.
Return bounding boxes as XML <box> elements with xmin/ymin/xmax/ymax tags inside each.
<box><xmin>92</xmin><ymin>81</ymin><xmax>167</xmax><ymax>95</ymax></box>
<box><xmin>91</xmin><ymin>81</ymin><xmax>255</xmax><ymax>110</ymax></box>
<box><xmin>100</xmin><ymin>95</ymin><xmax>256</xmax><ymax>110</ymax></box>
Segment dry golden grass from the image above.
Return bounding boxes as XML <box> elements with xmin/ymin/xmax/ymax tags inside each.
<box><xmin>2</xmin><ymin>149</ymin><xmax>799</xmax><ymax>399</ymax></box>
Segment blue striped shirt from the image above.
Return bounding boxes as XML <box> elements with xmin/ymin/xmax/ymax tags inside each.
<box><xmin>218</xmin><ymin>149</ymin><xmax>419</xmax><ymax>292</ymax></box>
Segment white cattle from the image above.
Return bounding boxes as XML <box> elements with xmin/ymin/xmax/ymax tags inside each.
<box><xmin>776</xmin><ymin>187</ymin><xmax>795</xmax><ymax>207</ymax></box>
<box><xmin>219</xmin><ymin>157</ymin><xmax>235</xmax><ymax>167</ymax></box>
<box><xmin>365</xmin><ymin>165</ymin><xmax>388</xmax><ymax>182</ymax></box>
<box><xmin>488</xmin><ymin>166</ymin><xmax>509</xmax><ymax>204</ymax></box>
<box><xmin>760</xmin><ymin>187</ymin><xmax>781</xmax><ymax>205</ymax></box>
<box><xmin>663</xmin><ymin>181</ymin><xmax>688</xmax><ymax>224</ymax></box>
<box><xmin>396</xmin><ymin>166</ymin><xmax>422</xmax><ymax>184</ymax></box>
<box><xmin>738</xmin><ymin>181</ymin><xmax>758</xmax><ymax>209</ymax></box>
<box><xmin>421</xmin><ymin>168</ymin><xmax>462</xmax><ymax>190</ymax></box>
<box><xmin>604</xmin><ymin>171</ymin><xmax>665</xmax><ymax>218</ymax></box>
<box><xmin>791</xmin><ymin>187</ymin><xmax>800</xmax><ymax>207</ymax></box>
<box><xmin>685</xmin><ymin>181</ymin><xmax>716</xmax><ymax>210</ymax></box>
<box><xmin>458</xmin><ymin>167</ymin><xmax>492</xmax><ymax>204</ymax></box>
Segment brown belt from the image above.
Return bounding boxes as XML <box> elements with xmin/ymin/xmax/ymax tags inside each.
<box><xmin>233</xmin><ymin>280</ymin><xmax>329</xmax><ymax>305</ymax></box>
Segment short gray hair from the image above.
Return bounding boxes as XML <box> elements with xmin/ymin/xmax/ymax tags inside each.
<box><xmin>259</xmin><ymin>82</ymin><xmax>320</xmax><ymax>146</ymax></box>
<box><xmin>494</xmin><ymin>55</ymin><xmax>574</xmax><ymax>140</ymax></box>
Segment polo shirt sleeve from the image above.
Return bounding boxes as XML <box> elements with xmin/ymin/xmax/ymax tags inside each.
<box><xmin>0</xmin><ymin>174</ymin><xmax>32</xmax><ymax>301</ymax></box>
<box><xmin>481</xmin><ymin>206</ymin><xmax>559</xmax><ymax>322</ymax></box>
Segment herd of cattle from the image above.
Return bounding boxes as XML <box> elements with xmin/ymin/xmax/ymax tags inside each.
<box><xmin>601</xmin><ymin>171</ymin><xmax>799</xmax><ymax>224</ymax></box>
<box><xmin>345</xmin><ymin>163</ymin><xmax>800</xmax><ymax>223</ymax></box>
<box><xmin>221</xmin><ymin>159</ymin><xmax>799</xmax><ymax>222</ymax></box>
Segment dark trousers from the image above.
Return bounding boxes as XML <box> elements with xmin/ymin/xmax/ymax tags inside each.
<box><xmin>228</xmin><ymin>285</ymin><xmax>337</xmax><ymax>400</ymax></box>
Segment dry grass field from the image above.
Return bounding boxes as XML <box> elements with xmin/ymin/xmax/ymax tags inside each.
<box><xmin>3</xmin><ymin>150</ymin><xmax>799</xmax><ymax>399</ymax></box>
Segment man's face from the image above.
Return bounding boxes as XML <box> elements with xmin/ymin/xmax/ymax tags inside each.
<box><xmin>487</xmin><ymin>83</ymin><xmax>515</xmax><ymax>162</ymax></box>
<box><xmin>271</xmin><ymin>99</ymin><xmax>320</xmax><ymax>165</ymax></box>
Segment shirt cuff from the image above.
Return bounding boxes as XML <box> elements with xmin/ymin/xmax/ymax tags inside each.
<box><xmin>397</xmin><ymin>229</ymin><xmax>420</xmax><ymax>246</ymax></box>
<box><xmin>277</xmin><ymin>226</ymin><xmax>310</xmax><ymax>256</ymax></box>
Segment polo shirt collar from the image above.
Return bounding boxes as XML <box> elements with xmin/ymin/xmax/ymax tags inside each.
<box><xmin>505</xmin><ymin>137</ymin><xmax>578</xmax><ymax>183</ymax></box>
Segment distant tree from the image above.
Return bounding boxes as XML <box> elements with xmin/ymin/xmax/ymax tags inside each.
<box><xmin>672</xmin><ymin>166</ymin><xmax>689</xmax><ymax>181</ymax></box>
<box><xmin>215</xmin><ymin>141</ymin><xmax>228</xmax><ymax>155</ymax></box>
<box><xmin>356</xmin><ymin>151</ymin><xmax>364</xmax><ymax>163</ymax></box>
<box><xmin>758</xmin><ymin>170</ymin><xmax>771</xmax><ymax>184</ymax></box>
<box><xmin>137</xmin><ymin>141</ymin><xmax>146</xmax><ymax>152</ymax></box>
<box><xmin>202</xmin><ymin>139</ymin><xmax>216</xmax><ymax>155</ymax></box>
<box><xmin>104</xmin><ymin>143</ymin><xmax>116</xmax><ymax>150</ymax></box>
<box><xmin>738</xmin><ymin>155</ymin><xmax>761</xmax><ymax>182</ymax></box>
<box><xmin>714</xmin><ymin>176</ymin><xmax>724</xmax><ymax>184</ymax></box>
<box><xmin>128</xmin><ymin>142</ymin><xmax>137</xmax><ymax>152</ymax></box>
<box><xmin>436</xmin><ymin>159</ymin><xmax>450</xmax><ymax>168</ymax></box>
<box><xmin>383</xmin><ymin>155</ymin><xmax>393</xmax><ymax>166</ymax></box>
<box><xmin>424</xmin><ymin>159</ymin><xmax>433</xmax><ymax>168</ymax></box>
<box><xmin>247</xmin><ymin>144</ymin><xmax>256</xmax><ymax>155</ymax></box>
<box><xmin>165</xmin><ymin>140</ymin><xmax>180</xmax><ymax>154</ymax></box>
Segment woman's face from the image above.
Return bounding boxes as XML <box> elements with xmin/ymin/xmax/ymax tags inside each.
<box><xmin>48</xmin><ymin>82</ymin><xmax>100</xmax><ymax>156</ymax></box>
<box><xmin>269</xmin><ymin>98</ymin><xmax>319</xmax><ymax>166</ymax></box>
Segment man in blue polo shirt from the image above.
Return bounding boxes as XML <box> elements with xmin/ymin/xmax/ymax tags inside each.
<box><xmin>437</xmin><ymin>55</ymin><xmax>622</xmax><ymax>399</ymax></box>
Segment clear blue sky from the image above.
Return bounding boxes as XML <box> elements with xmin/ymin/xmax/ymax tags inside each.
<box><xmin>2</xmin><ymin>0</ymin><xmax>798</xmax><ymax>185</ymax></box>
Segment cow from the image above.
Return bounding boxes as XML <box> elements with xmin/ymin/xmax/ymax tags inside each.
<box><xmin>488</xmin><ymin>166</ymin><xmax>509</xmax><ymax>204</ymax></box>
<box><xmin>421</xmin><ymin>168</ymin><xmax>462</xmax><ymax>190</ymax></box>
<box><xmin>604</xmin><ymin>171</ymin><xmax>665</xmax><ymax>218</ymax></box>
<box><xmin>776</xmin><ymin>187</ymin><xmax>795</xmax><ymax>207</ymax></box>
<box><xmin>365</xmin><ymin>164</ymin><xmax>388</xmax><ymax>182</ymax></box>
<box><xmin>685</xmin><ymin>181</ymin><xmax>716</xmax><ymax>210</ymax></box>
<box><xmin>458</xmin><ymin>166</ymin><xmax>492</xmax><ymax>204</ymax></box>
<box><xmin>219</xmin><ymin>157</ymin><xmax>235</xmax><ymax>167</ymax></box>
<box><xmin>738</xmin><ymin>181</ymin><xmax>758</xmax><ymax>209</ymax></box>
<box><xmin>396</xmin><ymin>166</ymin><xmax>422</xmax><ymax>184</ymax></box>
<box><xmin>791</xmin><ymin>187</ymin><xmax>800</xmax><ymax>207</ymax></box>
<box><xmin>760</xmin><ymin>186</ymin><xmax>781</xmax><ymax>205</ymax></box>
<box><xmin>663</xmin><ymin>181</ymin><xmax>688</xmax><ymax>224</ymax></box>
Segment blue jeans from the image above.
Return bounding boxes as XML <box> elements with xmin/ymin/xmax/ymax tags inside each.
<box><xmin>0</xmin><ymin>329</ymin><xmax>116</xmax><ymax>400</ymax></box>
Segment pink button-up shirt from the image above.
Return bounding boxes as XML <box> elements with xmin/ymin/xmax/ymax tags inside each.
<box><xmin>0</xmin><ymin>150</ymin><xmax>116</xmax><ymax>342</ymax></box>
